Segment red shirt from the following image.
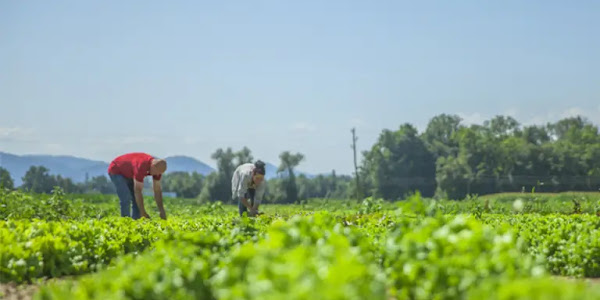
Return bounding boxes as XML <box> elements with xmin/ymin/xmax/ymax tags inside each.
<box><xmin>108</xmin><ymin>152</ymin><xmax>162</xmax><ymax>182</ymax></box>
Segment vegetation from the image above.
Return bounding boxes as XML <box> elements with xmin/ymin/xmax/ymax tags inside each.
<box><xmin>3</xmin><ymin>115</ymin><xmax>598</xmax><ymax>204</ymax></box>
<box><xmin>2</xmin><ymin>189</ymin><xmax>600</xmax><ymax>299</ymax></box>
<box><xmin>0</xmin><ymin>167</ymin><xmax>14</xmax><ymax>190</ymax></box>
<box><xmin>1</xmin><ymin>114</ymin><xmax>599</xmax><ymax>298</ymax></box>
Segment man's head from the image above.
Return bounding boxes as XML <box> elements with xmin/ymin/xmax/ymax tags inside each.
<box><xmin>252</xmin><ymin>160</ymin><xmax>266</xmax><ymax>185</ymax></box>
<box><xmin>150</xmin><ymin>159</ymin><xmax>167</xmax><ymax>175</ymax></box>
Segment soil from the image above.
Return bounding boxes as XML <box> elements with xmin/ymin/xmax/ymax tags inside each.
<box><xmin>0</xmin><ymin>282</ymin><xmax>40</xmax><ymax>300</ymax></box>
<box><xmin>554</xmin><ymin>276</ymin><xmax>600</xmax><ymax>285</ymax></box>
<box><xmin>0</xmin><ymin>278</ymin><xmax>70</xmax><ymax>300</ymax></box>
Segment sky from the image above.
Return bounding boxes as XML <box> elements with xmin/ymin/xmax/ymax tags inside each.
<box><xmin>1</xmin><ymin>0</ymin><xmax>599</xmax><ymax>175</ymax></box>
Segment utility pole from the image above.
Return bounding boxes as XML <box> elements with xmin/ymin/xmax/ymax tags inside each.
<box><xmin>351</xmin><ymin>128</ymin><xmax>361</xmax><ymax>201</ymax></box>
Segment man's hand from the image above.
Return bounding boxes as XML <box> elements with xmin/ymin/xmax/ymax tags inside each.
<box><xmin>153</xmin><ymin>179</ymin><xmax>166</xmax><ymax>220</ymax></box>
<box><xmin>249</xmin><ymin>208</ymin><xmax>259</xmax><ymax>217</ymax></box>
<box><xmin>241</xmin><ymin>197</ymin><xmax>252</xmax><ymax>210</ymax></box>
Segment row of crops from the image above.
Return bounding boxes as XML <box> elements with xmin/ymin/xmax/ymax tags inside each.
<box><xmin>1</xmin><ymin>188</ymin><xmax>600</xmax><ymax>299</ymax></box>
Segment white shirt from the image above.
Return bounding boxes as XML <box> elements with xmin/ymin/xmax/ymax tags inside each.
<box><xmin>231</xmin><ymin>163</ymin><xmax>266</xmax><ymax>206</ymax></box>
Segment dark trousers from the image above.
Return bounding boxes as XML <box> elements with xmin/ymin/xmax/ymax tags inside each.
<box><xmin>109</xmin><ymin>174</ymin><xmax>141</xmax><ymax>219</ymax></box>
<box><xmin>238</xmin><ymin>188</ymin><xmax>256</xmax><ymax>216</ymax></box>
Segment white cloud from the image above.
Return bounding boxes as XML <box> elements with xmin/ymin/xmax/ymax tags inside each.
<box><xmin>349</xmin><ymin>118</ymin><xmax>367</xmax><ymax>128</ymax></box>
<box><xmin>504</xmin><ymin>107</ymin><xmax>519</xmax><ymax>118</ymax></box>
<box><xmin>291</xmin><ymin>122</ymin><xmax>317</xmax><ymax>132</ymax></box>
<box><xmin>456</xmin><ymin>106</ymin><xmax>600</xmax><ymax>128</ymax></box>
<box><xmin>523</xmin><ymin>106</ymin><xmax>600</xmax><ymax>127</ymax></box>
<box><xmin>44</xmin><ymin>143</ymin><xmax>63</xmax><ymax>152</ymax></box>
<box><xmin>183</xmin><ymin>137</ymin><xmax>204</xmax><ymax>145</ymax></box>
<box><xmin>457</xmin><ymin>112</ymin><xmax>487</xmax><ymax>126</ymax></box>
<box><xmin>559</xmin><ymin>107</ymin><xmax>586</xmax><ymax>119</ymax></box>
<box><xmin>84</xmin><ymin>136</ymin><xmax>160</xmax><ymax>146</ymax></box>
<box><xmin>0</xmin><ymin>127</ymin><xmax>36</xmax><ymax>142</ymax></box>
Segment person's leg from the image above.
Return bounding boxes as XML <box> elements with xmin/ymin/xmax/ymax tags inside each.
<box><xmin>248</xmin><ymin>189</ymin><xmax>256</xmax><ymax>208</ymax></box>
<box><xmin>126</xmin><ymin>178</ymin><xmax>141</xmax><ymax>220</ymax></box>
<box><xmin>239</xmin><ymin>196</ymin><xmax>248</xmax><ymax>216</ymax></box>
<box><xmin>109</xmin><ymin>174</ymin><xmax>133</xmax><ymax>218</ymax></box>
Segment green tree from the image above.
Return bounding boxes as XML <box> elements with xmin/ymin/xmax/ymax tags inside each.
<box><xmin>235</xmin><ymin>146</ymin><xmax>254</xmax><ymax>165</ymax></box>
<box><xmin>199</xmin><ymin>148</ymin><xmax>236</xmax><ymax>202</ymax></box>
<box><xmin>0</xmin><ymin>167</ymin><xmax>14</xmax><ymax>190</ymax></box>
<box><xmin>295</xmin><ymin>170</ymin><xmax>351</xmax><ymax>200</ymax></box>
<box><xmin>520</xmin><ymin>125</ymin><xmax>550</xmax><ymax>145</ymax></box>
<box><xmin>548</xmin><ymin>116</ymin><xmax>589</xmax><ymax>142</ymax></box>
<box><xmin>85</xmin><ymin>175</ymin><xmax>116</xmax><ymax>194</ymax></box>
<box><xmin>55</xmin><ymin>175</ymin><xmax>80</xmax><ymax>194</ymax></box>
<box><xmin>362</xmin><ymin>124</ymin><xmax>436</xmax><ymax>199</ymax></box>
<box><xmin>21</xmin><ymin>166</ymin><xmax>56</xmax><ymax>193</ymax></box>
<box><xmin>162</xmin><ymin>172</ymin><xmax>204</xmax><ymax>198</ymax></box>
<box><xmin>484</xmin><ymin>115</ymin><xmax>520</xmax><ymax>138</ymax></box>
<box><xmin>422</xmin><ymin>114</ymin><xmax>463</xmax><ymax>159</ymax></box>
<box><xmin>435</xmin><ymin>154</ymin><xmax>473</xmax><ymax>199</ymax></box>
<box><xmin>278</xmin><ymin>151</ymin><xmax>304</xmax><ymax>203</ymax></box>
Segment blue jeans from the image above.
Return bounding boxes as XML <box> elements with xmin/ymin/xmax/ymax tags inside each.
<box><xmin>109</xmin><ymin>174</ymin><xmax>141</xmax><ymax>219</ymax></box>
<box><xmin>238</xmin><ymin>189</ymin><xmax>255</xmax><ymax>216</ymax></box>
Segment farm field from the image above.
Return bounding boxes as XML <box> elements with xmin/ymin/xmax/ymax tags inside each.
<box><xmin>2</xmin><ymin>189</ymin><xmax>600</xmax><ymax>299</ymax></box>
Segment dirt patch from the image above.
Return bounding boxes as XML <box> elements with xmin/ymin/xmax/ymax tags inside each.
<box><xmin>554</xmin><ymin>276</ymin><xmax>600</xmax><ymax>285</ymax></box>
<box><xmin>0</xmin><ymin>282</ymin><xmax>40</xmax><ymax>300</ymax></box>
<box><xmin>0</xmin><ymin>278</ymin><xmax>70</xmax><ymax>300</ymax></box>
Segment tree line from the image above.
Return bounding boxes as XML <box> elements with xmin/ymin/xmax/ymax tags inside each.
<box><xmin>358</xmin><ymin>114</ymin><xmax>600</xmax><ymax>200</ymax></box>
<box><xmin>0</xmin><ymin>148</ymin><xmax>352</xmax><ymax>204</ymax></box>
<box><xmin>1</xmin><ymin>114</ymin><xmax>599</xmax><ymax>202</ymax></box>
<box><xmin>0</xmin><ymin>166</ymin><xmax>117</xmax><ymax>195</ymax></box>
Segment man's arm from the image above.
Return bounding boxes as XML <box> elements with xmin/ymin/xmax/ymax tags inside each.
<box><xmin>253</xmin><ymin>183</ymin><xmax>266</xmax><ymax>212</ymax></box>
<box><xmin>133</xmin><ymin>179</ymin><xmax>150</xmax><ymax>218</ymax></box>
<box><xmin>153</xmin><ymin>179</ymin><xmax>166</xmax><ymax>220</ymax></box>
<box><xmin>233</xmin><ymin>171</ymin><xmax>253</xmax><ymax>210</ymax></box>
<box><xmin>240</xmin><ymin>197</ymin><xmax>253</xmax><ymax>210</ymax></box>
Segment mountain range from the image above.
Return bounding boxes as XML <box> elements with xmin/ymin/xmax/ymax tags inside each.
<box><xmin>0</xmin><ymin>152</ymin><xmax>311</xmax><ymax>186</ymax></box>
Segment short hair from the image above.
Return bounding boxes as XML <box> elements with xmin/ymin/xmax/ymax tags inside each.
<box><xmin>153</xmin><ymin>159</ymin><xmax>167</xmax><ymax>173</ymax></box>
<box><xmin>253</xmin><ymin>160</ymin><xmax>266</xmax><ymax>175</ymax></box>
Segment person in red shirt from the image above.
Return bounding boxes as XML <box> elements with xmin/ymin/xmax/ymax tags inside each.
<box><xmin>107</xmin><ymin>152</ymin><xmax>168</xmax><ymax>220</ymax></box>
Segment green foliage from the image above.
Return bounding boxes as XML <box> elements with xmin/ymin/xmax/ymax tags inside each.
<box><xmin>20</xmin><ymin>166</ymin><xmax>57</xmax><ymax>194</ymax></box>
<box><xmin>361</xmin><ymin>123</ymin><xmax>436</xmax><ymax>199</ymax></box>
<box><xmin>161</xmin><ymin>171</ymin><xmax>204</xmax><ymax>198</ymax></box>
<box><xmin>210</xmin><ymin>214</ymin><xmax>387</xmax><ymax>300</ymax></box>
<box><xmin>81</xmin><ymin>175</ymin><xmax>115</xmax><ymax>194</ymax></box>
<box><xmin>35</xmin><ymin>238</ymin><xmax>220</xmax><ymax>300</ymax></box>
<box><xmin>2</xmin><ymin>191</ymin><xmax>600</xmax><ymax>299</ymax></box>
<box><xmin>469</xmin><ymin>277</ymin><xmax>600</xmax><ymax>299</ymax></box>
<box><xmin>1</xmin><ymin>217</ymin><xmax>162</xmax><ymax>283</ymax></box>
<box><xmin>482</xmin><ymin>214</ymin><xmax>600</xmax><ymax>278</ymax></box>
<box><xmin>383</xmin><ymin>216</ymin><xmax>544</xmax><ymax>299</ymax></box>
<box><xmin>277</xmin><ymin>151</ymin><xmax>305</xmax><ymax>204</ymax></box>
<box><xmin>359</xmin><ymin>196</ymin><xmax>384</xmax><ymax>214</ymax></box>
<box><xmin>359</xmin><ymin>114</ymin><xmax>600</xmax><ymax>200</ymax></box>
<box><xmin>0</xmin><ymin>188</ymin><xmax>116</xmax><ymax>221</ymax></box>
<box><xmin>266</xmin><ymin>172</ymin><xmax>351</xmax><ymax>204</ymax></box>
<box><xmin>0</xmin><ymin>166</ymin><xmax>14</xmax><ymax>190</ymax></box>
<box><xmin>20</xmin><ymin>166</ymin><xmax>82</xmax><ymax>194</ymax></box>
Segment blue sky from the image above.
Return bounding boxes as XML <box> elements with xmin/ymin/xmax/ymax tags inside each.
<box><xmin>1</xmin><ymin>0</ymin><xmax>599</xmax><ymax>175</ymax></box>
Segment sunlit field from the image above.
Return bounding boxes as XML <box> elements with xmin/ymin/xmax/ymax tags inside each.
<box><xmin>2</xmin><ymin>189</ymin><xmax>600</xmax><ymax>299</ymax></box>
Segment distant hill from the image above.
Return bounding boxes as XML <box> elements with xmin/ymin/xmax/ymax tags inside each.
<box><xmin>0</xmin><ymin>152</ymin><xmax>215</xmax><ymax>186</ymax></box>
<box><xmin>0</xmin><ymin>152</ymin><xmax>109</xmax><ymax>186</ymax></box>
<box><xmin>0</xmin><ymin>152</ymin><xmax>317</xmax><ymax>186</ymax></box>
<box><xmin>265</xmin><ymin>162</ymin><xmax>279</xmax><ymax>180</ymax></box>
<box><xmin>164</xmin><ymin>156</ymin><xmax>214</xmax><ymax>175</ymax></box>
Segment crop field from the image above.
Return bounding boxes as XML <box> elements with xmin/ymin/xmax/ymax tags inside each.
<box><xmin>2</xmin><ymin>189</ymin><xmax>600</xmax><ymax>299</ymax></box>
